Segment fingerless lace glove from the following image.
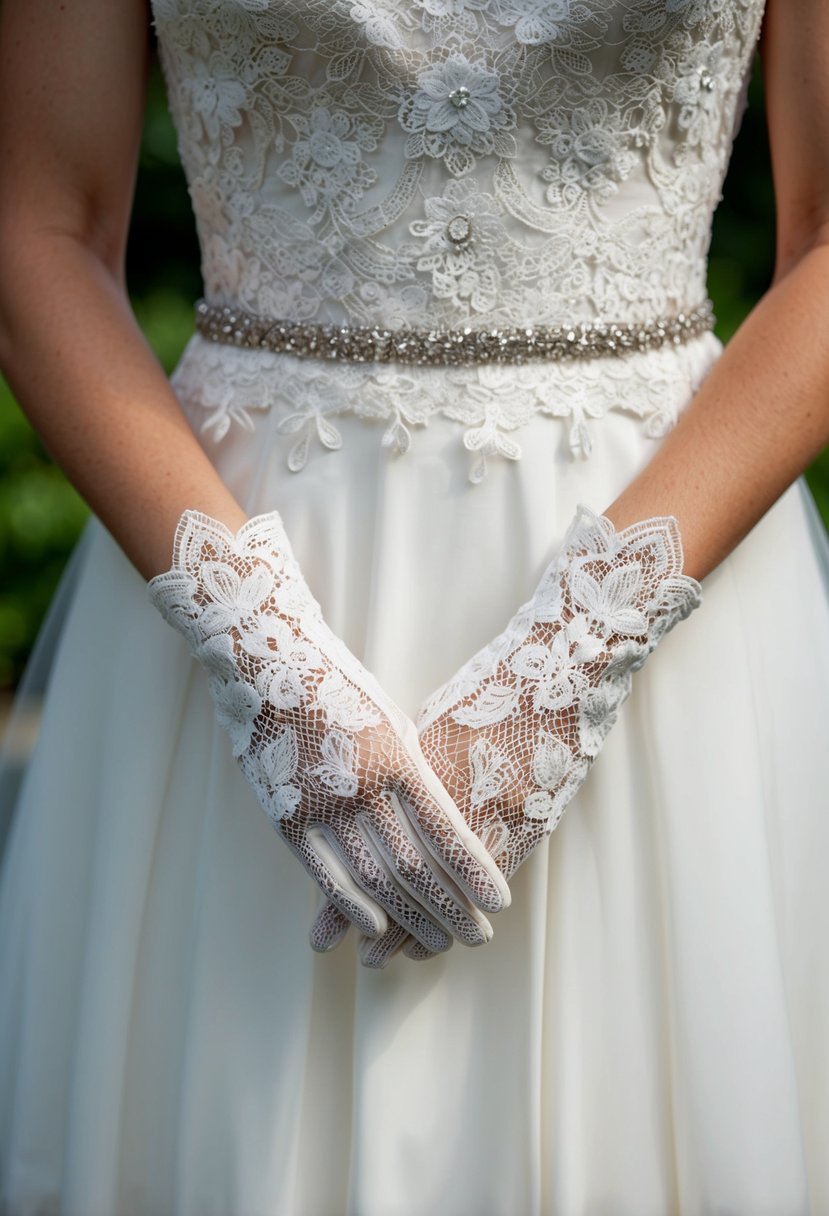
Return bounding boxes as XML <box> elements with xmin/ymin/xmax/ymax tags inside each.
<box><xmin>148</xmin><ymin>511</ymin><xmax>509</xmax><ymax>954</ymax></box>
<box><xmin>311</xmin><ymin>506</ymin><xmax>701</xmax><ymax>965</ymax></box>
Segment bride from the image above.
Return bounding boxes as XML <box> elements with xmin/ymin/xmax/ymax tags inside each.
<box><xmin>1</xmin><ymin>0</ymin><xmax>828</xmax><ymax>1212</ymax></box>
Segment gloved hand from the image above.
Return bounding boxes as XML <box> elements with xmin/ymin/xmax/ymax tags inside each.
<box><xmin>310</xmin><ymin>505</ymin><xmax>701</xmax><ymax>966</ymax></box>
<box><xmin>148</xmin><ymin>510</ymin><xmax>510</xmax><ymax>954</ymax></box>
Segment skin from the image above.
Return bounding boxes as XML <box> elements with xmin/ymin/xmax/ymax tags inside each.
<box><xmin>0</xmin><ymin>1</ymin><xmax>827</xmax><ymax>584</ymax></box>
<box><xmin>0</xmin><ymin>0</ymin><xmax>513</xmax><ymax>943</ymax></box>
<box><xmin>0</xmin><ymin>0</ymin><xmax>828</xmax><ymax>930</ymax></box>
<box><xmin>0</xmin><ymin>0</ymin><xmax>247</xmax><ymax>580</ymax></box>
<box><xmin>604</xmin><ymin>3</ymin><xmax>829</xmax><ymax>575</ymax></box>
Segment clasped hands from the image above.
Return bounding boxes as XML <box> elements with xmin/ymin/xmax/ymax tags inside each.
<box><xmin>149</xmin><ymin>506</ymin><xmax>700</xmax><ymax>969</ymax></box>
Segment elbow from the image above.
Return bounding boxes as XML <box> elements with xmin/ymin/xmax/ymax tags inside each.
<box><xmin>772</xmin><ymin>210</ymin><xmax>829</xmax><ymax>287</ymax></box>
<box><xmin>0</xmin><ymin>207</ymin><xmax>126</xmax><ymax>373</ymax></box>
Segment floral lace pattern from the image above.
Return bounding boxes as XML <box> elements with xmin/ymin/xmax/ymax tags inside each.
<box><xmin>415</xmin><ymin>505</ymin><xmax>701</xmax><ymax>880</ymax></box>
<box><xmin>172</xmin><ymin>327</ymin><xmax>721</xmax><ymax>480</ymax></box>
<box><xmin>147</xmin><ymin>510</ymin><xmax>508</xmax><ymax>944</ymax></box>
<box><xmin>150</xmin><ymin>0</ymin><xmax>765</xmax><ymax>470</ymax></box>
<box><xmin>310</xmin><ymin>504</ymin><xmax>702</xmax><ymax>961</ymax></box>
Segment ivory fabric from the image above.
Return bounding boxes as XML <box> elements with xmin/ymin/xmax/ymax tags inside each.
<box><xmin>2</xmin><ymin>0</ymin><xmax>829</xmax><ymax>1212</ymax></box>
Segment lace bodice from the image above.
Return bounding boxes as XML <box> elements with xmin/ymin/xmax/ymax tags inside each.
<box><xmin>151</xmin><ymin>0</ymin><xmax>767</xmax><ymax>476</ymax></box>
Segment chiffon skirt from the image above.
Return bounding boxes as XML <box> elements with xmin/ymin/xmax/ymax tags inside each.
<box><xmin>1</xmin><ymin>333</ymin><xmax>829</xmax><ymax>1216</ymax></box>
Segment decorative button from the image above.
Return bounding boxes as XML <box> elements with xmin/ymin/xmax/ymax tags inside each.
<box><xmin>446</xmin><ymin>214</ymin><xmax>472</xmax><ymax>246</ymax></box>
<box><xmin>698</xmin><ymin>67</ymin><xmax>714</xmax><ymax>92</ymax></box>
<box><xmin>448</xmin><ymin>86</ymin><xmax>471</xmax><ymax>109</ymax></box>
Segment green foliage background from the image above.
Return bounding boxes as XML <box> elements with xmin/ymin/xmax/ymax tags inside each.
<box><xmin>0</xmin><ymin>56</ymin><xmax>827</xmax><ymax>688</ymax></box>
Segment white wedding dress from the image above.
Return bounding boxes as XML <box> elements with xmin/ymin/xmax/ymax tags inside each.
<box><xmin>2</xmin><ymin>1</ymin><xmax>829</xmax><ymax>1213</ymax></box>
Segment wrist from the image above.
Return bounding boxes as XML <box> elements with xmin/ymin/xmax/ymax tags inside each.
<box><xmin>144</xmin><ymin>496</ymin><xmax>248</xmax><ymax>581</ymax></box>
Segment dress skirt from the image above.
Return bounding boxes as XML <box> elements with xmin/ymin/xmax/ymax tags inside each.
<box><xmin>1</xmin><ymin>331</ymin><xmax>828</xmax><ymax>1216</ymax></box>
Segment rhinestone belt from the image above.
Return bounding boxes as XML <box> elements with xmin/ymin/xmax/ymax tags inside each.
<box><xmin>195</xmin><ymin>298</ymin><xmax>715</xmax><ymax>368</ymax></box>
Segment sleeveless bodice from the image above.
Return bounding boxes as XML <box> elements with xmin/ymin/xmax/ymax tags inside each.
<box><xmin>150</xmin><ymin>0</ymin><xmax>767</xmax><ymax>479</ymax></box>
<box><xmin>151</xmin><ymin>0</ymin><xmax>765</xmax><ymax>329</ymax></box>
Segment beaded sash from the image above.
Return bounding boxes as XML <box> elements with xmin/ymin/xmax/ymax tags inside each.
<box><xmin>195</xmin><ymin>299</ymin><xmax>715</xmax><ymax>369</ymax></box>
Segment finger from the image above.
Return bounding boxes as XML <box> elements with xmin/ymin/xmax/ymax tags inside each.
<box><xmin>478</xmin><ymin>814</ymin><xmax>517</xmax><ymax>880</ymax></box>
<box><xmin>403</xmin><ymin>939</ymin><xmax>441</xmax><ymax>962</ymax></box>
<box><xmin>358</xmin><ymin>924</ymin><xmax>410</xmax><ymax>970</ymax></box>
<box><xmin>317</xmin><ymin>819</ymin><xmax>453</xmax><ymax>955</ymax></box>
<box><xmin>309</xmin><ymin>899</ymin><xmax>351</xmax><ymax>953</ymax></box>
<box><xmin>399</xmin><ymin>722</ymin><xmax>511</xmax><ymax>914</ymax></box>
<box><xmin>281</xmin><ymin>826</ymin><xmax>388</xmax><ymax>939</ymax></box>
<box><xmin>364</xmin><ymin>793</ymin><xmax>492</xmax><ymax>947</ymax></box>
<box><xmin>479</xmin><ymin>814</ymin><xmax>510</xmax><ymax>860</ymax></box>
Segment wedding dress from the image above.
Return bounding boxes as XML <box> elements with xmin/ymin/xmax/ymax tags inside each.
<box><xmin>2</xmin><ymin>0</ymin><xmax>829</xmax><ymax>1212</ymax></box>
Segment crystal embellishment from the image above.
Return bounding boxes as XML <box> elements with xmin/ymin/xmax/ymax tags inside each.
<box><xmin>446</xmin><ymin>215</ymin><xmax>472</xmax><ymax>246</ymax></box>
<box><xmin>448</xmin><ymin>86</ymin><xmax>471</xmax><ymax>109</ymax></box>
<box><xmin>195</xmin><ymin>299</ymin><xmax>716</xmax><ymax>368</ymax></box>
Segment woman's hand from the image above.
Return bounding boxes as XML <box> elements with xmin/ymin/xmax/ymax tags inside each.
<box><xmin>311</xmin><ymin>505</ymin><xmax>700</xmax><ymax>965</ymax></box>
<box><xmin>150</xmin><ymin>509</ymin><xmax>510</xmax><ymax>950</ymax></box>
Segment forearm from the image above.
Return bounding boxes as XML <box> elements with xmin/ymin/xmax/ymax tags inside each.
<box><xmin>604</xmin><ymin>243</ymin><xmax>829</xmax><ymax>580</ymax></box>
<box><xmin>0</xmin><ymin>234</ymin><xmax>245</xmax><ymax>578</ymax></box>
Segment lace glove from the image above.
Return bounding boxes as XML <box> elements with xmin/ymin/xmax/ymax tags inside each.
<box><xmin>148</xmin><ymin>511</ymin><xmax>509</xmax><ymax>954</ymax></box>
<box><xmin>310</xmin><ymin>506</ymin><xmax>701</xmax><ymax>966</ymax></box>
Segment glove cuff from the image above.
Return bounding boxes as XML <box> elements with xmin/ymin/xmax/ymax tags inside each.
<box><xmin>147</xmin><ymin>508</ymin><xmax>316</xmax><ymax>649</ymax></box>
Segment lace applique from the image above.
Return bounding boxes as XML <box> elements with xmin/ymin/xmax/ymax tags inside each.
<box><xmin>398</xmin><ymin>52</ymin><xmax>519</xmax><ymax>177</ymax></box>
<box><xmin>416</xmin><ymin>505</ymin><xmax>701</xmax><ymax>879</ymax></box>
<box><xmin>171</xmin><ymin>328</ymin><xmax>721</xmax><ymax>480</ymax></box>
<box><xmin>147</xmin><ymin>510</ymin><xmax>508</xmax><ymax>944</ymax></box>
<box><xmin>150</xmin><ymin>0</ymin><xmax>765</xmax><ymax>467</ymax></box>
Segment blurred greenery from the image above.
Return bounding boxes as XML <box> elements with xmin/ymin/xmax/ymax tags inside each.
<box><xmin>0</xmin><ymin>54</ymin><xmax>827</xmax><ymax>688</ymax></box>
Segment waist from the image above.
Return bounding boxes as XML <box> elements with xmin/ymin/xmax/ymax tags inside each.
<box><xmin>171</xmin><ymin>325</ymin><xmax>722</xmax><ymax>483</ymax></box>
<box><xmin>194</xmin><ymin>298</ymin><xmax>715</xmax><ymax>369</ymax></box>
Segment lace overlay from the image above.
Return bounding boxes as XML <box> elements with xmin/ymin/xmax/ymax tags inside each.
<box><xmin>147</xmin><ymin>511</ymin><xmax>508</xmax><ymax>946</ymax></box>
<box><xmin>151</xmin><ymin>0</ymin><xmax>765</xmax><ymax>473</ymax></box>
<box><xmin>310</xmin><ymin>504</ymin><xmax>702</xmax><ymax>961</ymax></box>
<box><xmin>172</xmin><ymin>328</ymin><xmax>721</xmax><ymax>479</ymax></box>
<box><xmin>416</xmin><ymin>506</ymin><xmax>701</xmax><ymax>880</ymax></box>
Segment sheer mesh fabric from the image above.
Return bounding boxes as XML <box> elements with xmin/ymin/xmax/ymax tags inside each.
<box><xmin>314</xmin><ymin>506</ymin><xmax>701</xmax><ymax>964</ymax></box>
<box><xmin>148</xmin><ymin>511</ymin><xmax>509</xmax><ymax>949</ymax></box>
<box><xmin>417</xmin><ymin>507</ymin><xmax>702</xmax><ymax>880</ymax></box>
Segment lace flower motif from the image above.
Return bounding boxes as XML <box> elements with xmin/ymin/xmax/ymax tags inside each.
<box><xmin>207</xmin><ymin>671</ymin><xmax>262</xmax><ymax>757</ymax></box>
<box><xmin>185</xmin><ymin>52</ymin><xmax>248</xmax><ymax>142</ymax></box>
<box><xmin>278</xmin><ymin>107</ymin><xmax>380</xmax><ymax>221</ymax></box>
<box><xmin>357</xmin><ymin>281</ymin><xmax>431</xmax><ymax>329</ymax></box>
<box><xmin>274</xmin><ymin>372</ymin><xmax>348</xmax><ymax>471</ymax></box>
<box><xmin>414</xmin><ymin>0</ymin><xmax>490</xmax><ymax>38</ymax></box>
<box><xmin>570</xmin><ymin>559</ymin><xmax>651</xmax><ymax>636</ymax></box>
<box><xmin>539</xmin><ymin>99</ymin><xmax>636</xmax><ymax>207</ymax></box>
<box><xmin>252</xmin><ymin>724</ymin><xmax>302</xmax><ymax>824</ymax></box>
<box><xmin>308</xmin><ymin>731</ymin><xmax>359</xmax><ymax>798</ymax></box>
<box><xmin>577</xmin><ymin>681</ymin><xmax>628</xmax><ymax>758</ymax></box>
<box><xmin>494</xmin><ymin>0</ymin><xmax>572</xmax><ymax>46</ymax></box>
<box><xmin>673</xmin><ymin>41</ymin><xmax>727</xmax><ymax>151</ymax></box>
<box><xmin>249</xmin><ymin>618</ymin><xmax>323</xmax><ymax>711</ymax></box>
<box><xmin>317</xmin><ymin>670</ymin><xmax>383</xmax><ymax>732</ymax></box>
<box><xmin>198</xmin><ymin>562</ymin><xmax>275</xmax><ymax>638</ymax></box>
<box><xmin>399</xmin><ymin>52</ymin><xmax>517</xmax><ymax>177</ymax></box>
<box><xmin>468</xmin><ymin>738</ymin><xmax>517</xmax><ymax>809</ymax></box>
<box><xmin>405</xmin><ymin>179</ymin><xmax>506</xmax><ymax>313</ymax></box>
<box><xmin>509</xmin><ymin>635</ymin><xmax>586</xmax><ymax>714</ymax></box>
<box><xmin>524</xmin><ymin>730</ymin><xmax>582</xmax><ymax>826</ymax></box>
<box><xmin>347</xmin><ymin>1</ymin><xmax>407</xmax><ymax>51</ymax></box>
<box><xmin>417</xmin><ymin>0</ymin><xmax>488</xmax><ymax>15</ymax></box>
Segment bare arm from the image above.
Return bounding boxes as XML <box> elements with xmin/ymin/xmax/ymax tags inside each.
<box><xmin>0</xmin><ymin>0</ymin><xmax>246</xmax><ymax>580</ymax></box>
<box><xmin>604</xmin><ymin>0</ymin><xmax>829</xmax><ymax>579</ymax></box>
